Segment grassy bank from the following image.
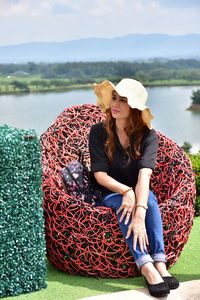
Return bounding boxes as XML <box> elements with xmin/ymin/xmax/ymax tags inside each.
<box><xmin>144</xmin><ymin>79</ymin><xmax>200</xmax><ymax>86</ymax></box>
<box><xmin>0</xmin><ymin>76</ymin><xmax>92</xmax><ymax>94</ymax></box>
<box><xmin>0</xmin><ymin>76</ymin><xmax>200</xmax><ymax>95</ymax></box>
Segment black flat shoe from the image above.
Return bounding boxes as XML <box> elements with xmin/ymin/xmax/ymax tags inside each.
<box><xmin>145</xmin><ymin>278</ymin><xmax>170</xmax><ymax>298</ymax></box>
<box><xmin>162</xmin><ymin>275</ymin><xmax>179</xmax><ymax>290</ymax></box>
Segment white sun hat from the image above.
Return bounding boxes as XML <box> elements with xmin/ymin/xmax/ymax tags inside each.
<box><xmin>94</xmin><ymin>78</ymin><xmax>154</xmax><ymax>128</ymax></box>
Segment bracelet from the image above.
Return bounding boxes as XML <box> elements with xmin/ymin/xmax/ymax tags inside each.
<box><xmin>121</xmin><ymin>187</ymin><xmax>132</xmax><ymax>196</ymax></box>
<box><xmin>136</xmin><ymin>203</ymin><xmax>148</xmax><ymax>210</ymax></box>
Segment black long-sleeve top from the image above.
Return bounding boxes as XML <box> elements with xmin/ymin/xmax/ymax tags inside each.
<box><xmin>89</xmin><ymin>122</ymin><xmax>158</xmax><ymax>197</ymax></box>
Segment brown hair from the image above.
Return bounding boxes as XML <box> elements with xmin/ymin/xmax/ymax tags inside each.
<box><xmin>103</xmin><ymin>108</ymin><xmax>149</xmax><ymax>164</ymax></box>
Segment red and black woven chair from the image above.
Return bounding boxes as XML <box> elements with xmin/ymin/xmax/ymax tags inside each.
<box><xmin>40</xmin><ymin>104</ymin><xmax>196</xmax><ymax>278</ymax></box>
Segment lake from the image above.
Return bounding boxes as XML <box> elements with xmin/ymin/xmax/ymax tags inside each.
<box><xmin>0</xmin><ymin>86</ymin><xmax>200</xmax><ymax>153</ymax></box>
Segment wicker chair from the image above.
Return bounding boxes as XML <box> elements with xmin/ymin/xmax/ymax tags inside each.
<box><xmin>40</xmin><ymin>104</ymin><xmax>196</xmax><ymax>278</ymax></box>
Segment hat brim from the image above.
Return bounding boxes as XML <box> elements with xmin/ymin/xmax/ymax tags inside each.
<box><xmin>94</xmin><ymin>80</ymin><xmax>115</xmax><ymax>112</ymax></box>
<box><xmin>94</xmin><ymin>80</ymin><xmax>148</xmax><ymax>111</ymax></box>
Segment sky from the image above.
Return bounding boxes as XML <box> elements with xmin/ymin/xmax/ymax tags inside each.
<box><xmin>0</xmin><ymin>0</ymin><xmax>200</xmax><ymax>46</ymax></box>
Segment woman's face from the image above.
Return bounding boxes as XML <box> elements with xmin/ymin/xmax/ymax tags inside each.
<box><xmin>110</xmin><ymin>90</ymin><xmax>130</xmax><ymax>119</ymax></box>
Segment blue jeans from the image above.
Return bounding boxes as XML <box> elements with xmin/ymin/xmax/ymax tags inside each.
<box><xmin>102</xmin><ymin>190</ymin><xmax>166</xmax><ymax>269</ymax></box>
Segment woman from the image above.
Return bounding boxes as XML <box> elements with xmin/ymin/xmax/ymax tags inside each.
<box><xmin>89</xmin><ymin>78</ymin><xmax>179</xmax><ymax>298</ymax></box>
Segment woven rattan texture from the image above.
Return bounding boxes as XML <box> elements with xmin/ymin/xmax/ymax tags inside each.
<box><xmin>40</xmin><ymin>104</ymin><xmax>196</xmax><ymax>278</ymax></box>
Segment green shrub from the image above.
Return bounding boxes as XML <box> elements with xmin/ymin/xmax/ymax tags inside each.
<box><xmin>191</xmin><ymin>89</ymin><xmax>200</xmax><ymax>105</ymax></box>
<box><xmin>11</xmin><ymin>80</ymin><xmax>30</xmax><ymax>91</ymax></box>
<box><xmin>189</xmin><ymin>152</ymin><xmax>200</xmax><ymax>216</ymax></box>
<box><xmin>195</xmin><ymin>196</ymin><xmax>200</xmax><ymax>216</ymax></box>
<box><xmin>181</xmin><ymin>141</ymin><xmax>192</xmax><ymax>153</ymax></box>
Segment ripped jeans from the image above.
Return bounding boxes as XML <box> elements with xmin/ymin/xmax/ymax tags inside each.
<box><xmin>102</xmin><ymin>190</ymin><xmax>166</xmax><ymax>269</ymax></box>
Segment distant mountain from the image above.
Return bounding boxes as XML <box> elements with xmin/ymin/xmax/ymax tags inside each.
<box><xmin>0</xmin><ymin>34</ymin><xmax>200</xmax><ymax>63</ymax></box>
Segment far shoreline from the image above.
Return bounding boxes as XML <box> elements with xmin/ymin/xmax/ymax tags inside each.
<box><xmin>1</xmin><ymin>81</ymin><xmax>200</xmax><ymax>96</ymax></box>
<box><xmin>0</xmin><ymin>84</ymin><xmax>92</xmax><ymax>96</ymax></box>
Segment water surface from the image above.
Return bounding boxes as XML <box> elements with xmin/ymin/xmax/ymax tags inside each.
<box><xmin>0</xmin><ymin>86</ymin><xmax>200</xmax><ymax>153</ymax></box>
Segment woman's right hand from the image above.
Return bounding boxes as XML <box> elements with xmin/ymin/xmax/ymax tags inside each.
<box><xmin>116</xmin><ymin>189</ymin><xmax>136</xmax><ymax>225</ymax></box>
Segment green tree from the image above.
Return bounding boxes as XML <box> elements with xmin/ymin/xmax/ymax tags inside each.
<box><xmin>11</xmin><ymin>80</ymin><xmax>29</xmax><ymax>91</ymax></box>
<box><xmin>191</xmin><ymin>89</ymin><xmax>200</xmax><ymax>105</ymax></box>
<box><xmin>181</xmin><ymin>141</ymin><xmax>192</xmax><ymax>153</ymax></box>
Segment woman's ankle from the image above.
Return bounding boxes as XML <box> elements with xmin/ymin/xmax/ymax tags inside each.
<box><xmin>154</xmin><ymin>261</ymin><xmax>171</xmax><ymax>277</ymax></box>
<box><xmin>141</xmin><ymin>262</ymin><xmax>164</xmax><ymax>285</ymax></box>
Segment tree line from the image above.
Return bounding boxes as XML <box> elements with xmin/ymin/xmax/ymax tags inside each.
<box><xmin>0</xmin><ymin>59</ymin><xmax>200</xmax><ymax>82</ymax></box>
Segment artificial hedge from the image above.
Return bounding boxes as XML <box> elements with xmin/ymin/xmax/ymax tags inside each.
<box><xmin>0</xmin><ymin>125</ymin><xmax>47</xmax><ymax>298</ymax></box>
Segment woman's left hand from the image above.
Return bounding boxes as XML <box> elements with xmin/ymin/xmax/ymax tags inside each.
<box><xmin>126</xmin><ymin>211</ymin><xmax>149</xmax><ymax>252</ymax></box>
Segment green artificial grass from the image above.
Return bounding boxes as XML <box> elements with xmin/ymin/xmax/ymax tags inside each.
<box><xmin>4</xmin><ymin>217</ymin><xmax>200</xmax><ymax>300</ymax></box>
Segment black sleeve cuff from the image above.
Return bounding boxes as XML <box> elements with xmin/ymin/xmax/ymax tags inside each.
<box><xmin>91</xmin><ymin>162</ymin><xmax>108</xmax><ymax>173</ymax></box>
<box><xmin>137</xmin><ymin>160</ymin><xmax>156</xmax><ymax>171</ymax></box>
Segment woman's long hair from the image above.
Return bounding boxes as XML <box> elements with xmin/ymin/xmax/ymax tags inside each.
<box><xmin>103</xmin><ymin>108</ymin><xmax>149</xmax><ymax>164</ymax></box>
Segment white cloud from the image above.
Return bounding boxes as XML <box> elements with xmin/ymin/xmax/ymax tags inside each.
<box><xmin>0</xmin><ymin>0</ymin><xmax>79</xmax><ymax>16</ymax></box>
<box><xmin>0</xmin><ymin>0</ymin><xmax>199</xmax><ymax>46</ymax></box>
<box><xmin>157</xmin><ymin>0</ymin><xmax>200</xmax><ymax>8</ymax></box>
<box><xmin>52</xmin><ymin>4</ymin><xmax>76</xmax><ymax>14</ymax></box>
<box><xmin>89</xmin><ymin>0</ymin><xmax>126</xmax><ymax>16</ymax></box>
<box><xmin>0</xmin><ymin>0</ymin><xmax>27</xmax><ymax>16</ymax></box>
<box><xmin>40</xmin><ymin>1</ymin><xmax>52</xmax><ymax>11</ymax></box>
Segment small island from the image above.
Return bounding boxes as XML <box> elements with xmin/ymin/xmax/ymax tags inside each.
<box><xmin>187</xmin><ymin>89</ymin><xmax>200</xmax><ymax>111</ymax></box>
